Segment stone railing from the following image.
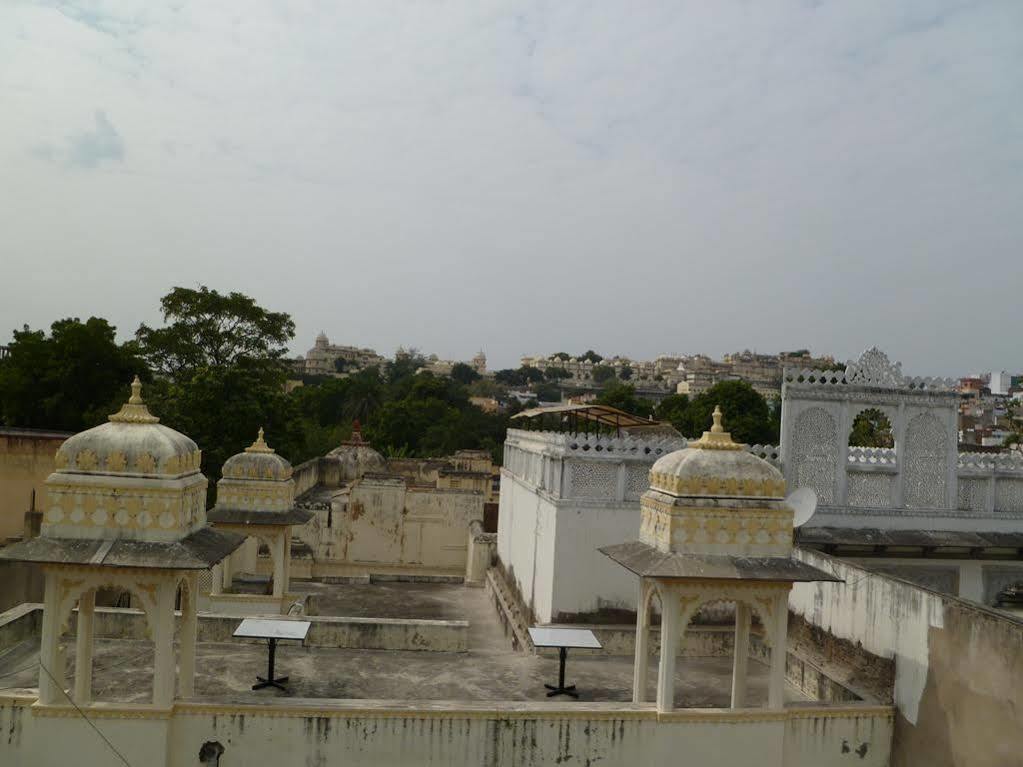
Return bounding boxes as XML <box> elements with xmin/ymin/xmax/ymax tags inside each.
<box><xmin>782</xmin><ymin>368</ymin><xmax>956</xmax><ymax>392</ymax></box>
<box><xmin>506</xmin><ymin>429</ymin><xmax>685</xmax><ymax>458</ymax></box>
<box><xmin>847</xmin><ymin>446</ymin><xmax>898</xmax><ymax>467</ymax></box>
<box><xmin>747</xmin><ymin>444</ymin><xmax>781</xmax><ymax>468</ymax></box>
<box><xmin>958</xmin><ymin>451</ymin><xmax>1023</xmax><ymax>472</ymax></box>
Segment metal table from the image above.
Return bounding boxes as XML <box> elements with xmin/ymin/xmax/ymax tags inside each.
<box><xmin>233</xmin><ymin>618</ymin><xmax>311</xmax><ymax>691</ymax></box>
<box><xmin>528</xmin><ymin>627</ymin><xmax>602</xmax><ymax>699</ymax></box>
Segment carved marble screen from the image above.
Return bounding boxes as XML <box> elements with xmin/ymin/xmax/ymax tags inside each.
<box><xmin>791</xmin><ymin>407</ymin><xmax>837</xmax><ymax>505</ymax></box>
<box><xmin>903</xmin><ymin>412</ymin><xmax>948</xmax><ymax>509</ymax></box>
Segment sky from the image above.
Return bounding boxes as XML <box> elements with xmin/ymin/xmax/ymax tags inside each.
<box><xmin>1</xmin><ymin>1</ymin><xmax>1021</xmax><ymax>377</ymax></box>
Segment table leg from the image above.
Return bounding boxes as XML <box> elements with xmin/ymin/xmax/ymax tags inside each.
<box><xmin>253</xmin><ymin>638</ymin><xmax>290</xmax><ymax>691</ymax></box>
<box><xmin>544</xmin><ymin>647</ymin><xmax>578</xmax><ymax>698</ymax></box>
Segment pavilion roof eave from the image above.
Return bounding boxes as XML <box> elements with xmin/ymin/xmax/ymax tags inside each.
<box><xmin>0</xmin><ymin>527</ymin><xmax>245</xmax><ymax>570</ymax></box>
<box><xmin>598</xmin><ymin>541</ymin><xmax>842</xmax><ymax>583</ymax></box>
<box><xmin>207</xmin><ymin>507</ymin><xmax>314</xmax><ymax>527</ymax></box>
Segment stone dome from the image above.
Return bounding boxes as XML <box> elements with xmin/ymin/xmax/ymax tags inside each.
<box><xmin>326</xmin><ymin>421</ymin><xmax>385</xmax><ymax>481</ymax></box>
<box><xmin>53</xmin><ymin>376</ymin><xmax>201</xmax><ymax>478</ymax></box>
<box><xmin>221</xmin><ymin>429</ymin><xmax>294</xmax><ymax>481</ymax></box>
<box><xmin>649</xmin><ymin>406</ymin><xmax>785</xmax><ymax>500</ymax></box>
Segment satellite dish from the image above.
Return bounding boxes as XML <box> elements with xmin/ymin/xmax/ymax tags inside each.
<box><xmin>787</xmin><ymin>487</ymin><xmax>818</xmax><ymax>528</ymax></box>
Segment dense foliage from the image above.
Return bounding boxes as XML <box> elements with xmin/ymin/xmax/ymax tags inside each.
<box><xmin>0</xmin><ymin>302</ymin><xmax>780</xmax><ymax>498</ymax></box>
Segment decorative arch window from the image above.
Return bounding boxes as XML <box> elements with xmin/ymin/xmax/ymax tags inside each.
<box><xmin>848</xmin><ymin>408</ymin><xmax>894</xmax><ymax>448</ymax></box>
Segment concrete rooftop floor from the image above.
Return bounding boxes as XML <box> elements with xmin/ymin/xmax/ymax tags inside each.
<box><xmin>0</xmin><ymin>582</ymin><xmax>809</xmax><ymax>708</ymax></box>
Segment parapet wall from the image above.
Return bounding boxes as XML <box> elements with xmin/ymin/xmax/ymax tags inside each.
<box><xmin>1</xmin><ymin>604</ymin><xmax>468</xmax><ymax>653</ymax></box>
<box><xmin>0</xmin><ymin>695</ymin><xmax>893</xmax><ymax>767</ymax></box>
<box><xmin>789</xmin><ymin>548</ymin><xmax>1023</xmax><ymax>766</ymax></box>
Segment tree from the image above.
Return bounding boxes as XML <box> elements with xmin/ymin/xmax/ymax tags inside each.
<box><xmin>544</xmin><ymin>366</ymin><xmax>572</xmax><ymax>381</ymax></box>
<box><xmin>595</xmin><ymin>382</ymin><xmax>654</xmax><ymax>419</ymax></box>
<box><xmin>579</xmin><ymin>350</ymin><xmax>603</xmax><ymax>364</ymax></box>
<box><xmin>333</xmin><ymin>358</ymin><xmax>348</xmax><ymax>374</ymax></box>
<box><xmin>619</xmin><ymin>365</ymin><xmax>634</xmax><ymax>381</ymax></box>
<box><xmin>520</xmin><ymin>366</ymin><xmax>545</xmax><ymax>384</ymax></box>
<box><xmin>450</xmin><ymin>362</ymin><xmax>481</xmax><ymax>385</ymax></box>
<box><xmin>533</xmin><ymin>383</ymin><xmax>562</xmax><ymax>403</ymax></box>
<box><xmin>136</xmin><ymin>287</ymin><xmax>299</xmax><ymax>503</ymax></box>
<box><xmin>552</xmin><ymin>352</ymin><xmax>571</xmax><ymax>361</ymax></box>
<box><xmin>591</xmin><ymin>364</ymin><xmax>615</xmax><ymax>384</ymax></box>
<box><xmin>136</xmin><ymin>286</ymin><xmax>294</xmax><ymax>377</ymax></box>
<box><xmin>0</xmin><ymin>318</ymin><xmax>143</xmax><ymax>431</ymax></box>
<box><xmin>655</xmin><ymin>393</ymin><xmax>690</xmax><ymax>431</ymax></box>
<box><xmin>848</xmin><ymin>408</ymin><xmax>894</xmax><ymax>448</ymax></box>
<box><xmin>679</xmin><ymin>381</ymin><xmax>777</xmax><ymax>444</ymax></box>
<box><xmin>494</xmin><ymin>368</ymin><xmax>525</xmax><ymax>386</ymax></box>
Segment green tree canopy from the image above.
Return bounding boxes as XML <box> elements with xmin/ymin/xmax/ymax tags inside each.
<box><xmin>678</xmin><ymin>380</ymin><xmax>777</xmax><ymax>444</ymax></box>
<box><xmin>848</xmin><ymin>408</ymin><xmax>894</xmax><ymax>448</ymax></box>
<box><xmin>591</xmin><ymin>364</ymin><xmax>615</xmax><ymax>384</ymax></box>
<box><xmin>654</xmin><ymin>393</ymin><xmax>690</xmax><ymax>431</ymax></box>
<box><xmin>450</xmin><ymin>362</ymin><xmax>481</xmax><ymax>385</ymax></box>
<box><xmin>136</xmin><ymin>286</ymin><xmax>294</xmax><ymax>377</ymax></box>
<box><xmin>136</xmin><ymin>287</ymin><xmax>299</xmax><ymax>501</ymax></box>
<box><xmin>595</xmin><ymin>382</ymin><xmax>655</xmax><ymax>419</ymax></box>
<box><xmin>579</xmin><ymin>350</ymin><xmax>603</xmax><ymax>364</ymax></box>
<box><xmin>0</xmin><ymin>317</ymin><xmax>143</xmax><ymax>431</ymax></box>
<box><xmin>544</xmin><ymin>366</ymin><xmax>571</xmax><ymax>381</ymax></box>
<box><xmin>619</xmin><ymin>365</ymin><xmax>634</xmax><ymax>380</ymax></box>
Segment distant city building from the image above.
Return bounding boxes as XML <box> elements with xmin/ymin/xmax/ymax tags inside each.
<box><xmin>520</xmin><ymin>349</ymin><xmax>836</xmax><ymax>399</ymax></box>
<box><xmin>297</xmin><ymin>332</ymin><xmax>386</xmax><ymax>378</ymax></box>
<box><xmin>419</xmin><ymin>349</ymin><xmax>488</xmax><ymax>378</ymax></box>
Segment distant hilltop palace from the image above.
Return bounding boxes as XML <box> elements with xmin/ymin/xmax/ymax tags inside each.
<box><xmin>292</xmin><ymin>332</ymin><xmax>388</xmax><ymax>377</ymax></box>
<box><xmin>519</xmin><ymin>349</ymin><xmax>838</xmax><ymax>399</ymax></box>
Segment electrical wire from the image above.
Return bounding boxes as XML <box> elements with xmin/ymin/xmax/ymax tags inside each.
<box><xmin>37</xmin><ymin>661</ymin><xmax>135</xmax><ymax>767</ymax></box>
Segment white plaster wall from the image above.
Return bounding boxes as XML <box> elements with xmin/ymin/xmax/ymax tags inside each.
<box><xmin>790</xmin><ymin>548</ymin><xmax>945</xmax><ymax>725</ymax></box>
<box><xmin>496</xmin><ymin>471</ymin><xmax>557</xmax><ymax>622</ymax></box>
<box><xmin>0</xmin><ymin>698</ymin><xmax>892</xmax><ymax>767</ymax></box>
<box><xmin>550</xmin><ymin>501</ymin><xmax>640</xmax><ymax>620</ymax></box>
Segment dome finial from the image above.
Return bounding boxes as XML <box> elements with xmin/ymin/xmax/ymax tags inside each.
<box><xmin>245</xmin><ymin>427</ymin><xmax>275</xmax><ymax>454</ymax></box>
<box><xmin>109</xmin><ymin>375</ymin><xmax>160</xmax><ymax>424</ymax></box>
<box><xmin>129</xmin><ymin>375</ymin><xmax>143</xmax><ymax>404</ymax></box>
<box><xmin>710</xmin><ymin>405</ymin><xmax>724</xmax><ymax>433</ymax></box>
<box><xmin>690</xmin><ymin>405</ymin><xmax>741</xmax><ymax>451</ymax></box>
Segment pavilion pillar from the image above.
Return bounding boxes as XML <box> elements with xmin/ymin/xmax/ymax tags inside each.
<box><xmin>38</xmin><ymin>570</ymin><xmax>64</xmax><ymax>705</ymax></box>
<box><xmin>632</xmin><ymin>580</ymin><xmax>651</xmax><ymax>703</ymax></box>
<box><xmin>221</xmin><ymin>551</ymin><xmax>233</xmax><ymax>591</ymax></box>
<box><xmin>74</xmin><ymin>589</ymin><xmax>95</xmax><ymax>705</ymax></box>
<box><xmin>272</xmin><ymin>533</ymin><xmax>285</xmax><ymax>599</ymax></box>
<box><xmin>152</xmin><ymin>579</ymin><xmax>177</xmax><ymax>708</ymax></box>
<box><xmin>178</xmin><ymin>574</ymin><xmax>198</xmax><ymax>698</ymax></box>
<box><xmin>210</xmin><ymin>563</ymin><xmax>223</xmax><ymax>596</ymax></box>
<box><xmin>767</xmin><ymin>592</ymin><xmax>789</xmax><ymax>709</ymax></box>
<box><xmin>730</xmin><ymin>602</ymin><xmax>750</xmax><ymax>708</ymax></box>
<box><xmin>655</xmin><ymin>586</ymin><xmax>679</xmax><ymax>713</ymax></box>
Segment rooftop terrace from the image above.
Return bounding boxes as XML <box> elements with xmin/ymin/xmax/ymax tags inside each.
<box><xmin>0</xmin><ymin>581</ymin><xmax>809</xmax><ymax>708</ymax></box>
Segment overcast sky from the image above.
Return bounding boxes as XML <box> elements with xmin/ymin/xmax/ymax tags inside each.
<box><xmin>1</xmin><ymin>1</ymin><xmax>1020</xmax><ymax>376</ymax></box>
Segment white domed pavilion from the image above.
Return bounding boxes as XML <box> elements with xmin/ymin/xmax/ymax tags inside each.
<box><xmin>601</xmin><ymin>406</ymin><xmax>838</xmax><ymax>712</ymax></box>
<box><xmin>0</xmin><ymin>377</ymin><xmax>244</xmax><ymax>708</ymax></box>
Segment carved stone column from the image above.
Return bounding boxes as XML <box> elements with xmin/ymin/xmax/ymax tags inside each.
<box><xmin>655</xmin><ymin>586</ymin><xmax>679</xmax><ymax>713</ymax></box>
<box><xmin>730</xmin><ymin>601</ymin><xmax>750</xmax><ymax>708</ymax></box>
<box><xmin>74</xmin><ymin>588</ymin><xmax>95</xmax><ymax>705</ymax></box>
<box><xmin>152</xmin><ymin>578</ymin><xmax>177</xmax><ymax>708</ymax></box>
<box><xmin>178</xmin><ymin>573</ymin><xmax>198</xmax><ymax>698</ymax></box>
<box><xmin>38</xmin><ymin>570</ymin><xmax>64</xmax><ymax>705</ymax></box>
<box><xmin>767</xmin><ymin>591</ymin><xmax>789</xmax><ymax>709</ymax></box>
<box><xmin>632</xmin><ymin>580</ymin><xmax>651</xmax><ymax>703</ymax></box>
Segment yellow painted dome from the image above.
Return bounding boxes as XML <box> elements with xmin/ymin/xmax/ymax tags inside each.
<box><xmin>648</xmin><ymin>406</ymin><xmax>785</xmax><ymax>499</ymax></box>
<box><xmin>53</xmin><ymin>376</ymin><xmax>201</xmax><ymax>478</ymax></box>
<box><xmin>221</xmin><ymin>428</ymin><xmax>293</xmax><ymax>481</ymax></box>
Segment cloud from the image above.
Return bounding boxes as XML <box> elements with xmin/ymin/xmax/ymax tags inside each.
<box><xmin>32</xmin><ymin>110</ymin><xmax>125</xmax><ymax>168</ymax></box>
<box><xmin>1</xmin><ymin>1</ymin><xmax>1022</xmax><ymax>376</ymax></box>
